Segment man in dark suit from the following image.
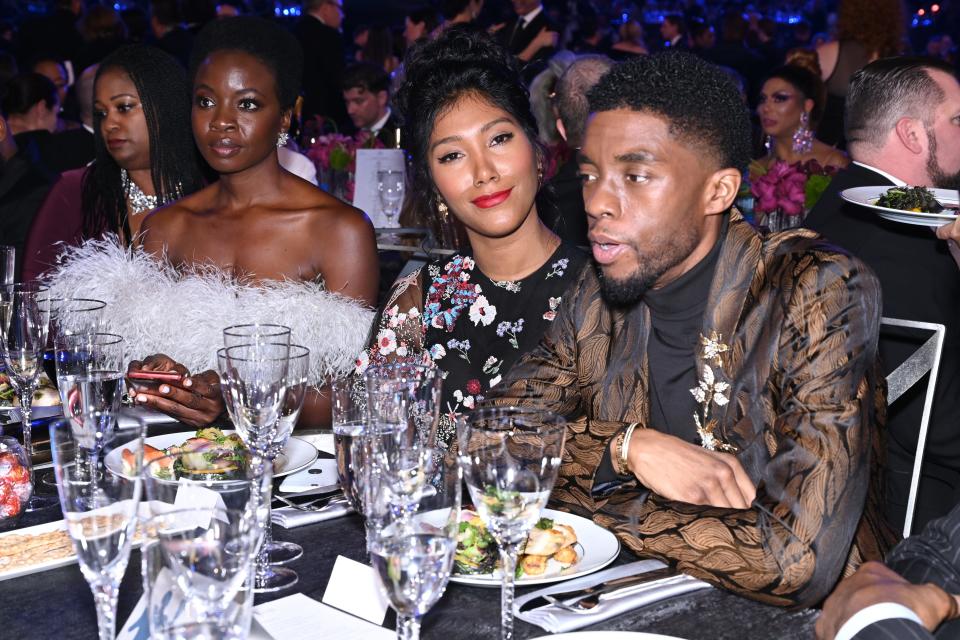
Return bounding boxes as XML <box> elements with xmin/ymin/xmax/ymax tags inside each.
<box><xmin>150</xmin><ymin>0</ymin><xmax>194</xmax><ymax>69</ymax></box>
<box><xmin>543</xmin><ymin>53</ymin><xmax>612</xmax><ymax>246</ymax></box>
<box><xmin>817</xmin><ymin>501</ymin><xmax>960</xmax><ymax>639</ymax></box>
<box><xmin>342</xmin><ymin>62</ymin><xmax>401</xmax><ymax>149</ymax></box>
<box><xmin>496</xmin><ymin>0</ymin><xmax>556</xmax><ymax>83</ymax></box>
<box><xmin>293</xmin><ymin>0</ymin><xmax>350</xmax><ymax>132</ymax></box>
<box><xmin>805</xmin><ymin>57</ymin><xmax>960</xmax><ymax>534</ymax></box>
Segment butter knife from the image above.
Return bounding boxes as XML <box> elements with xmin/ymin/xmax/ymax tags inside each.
<box><xmin>518</xmin><ymin>567</ymin><xmax>675</xmax><ymax>613</ymax></box>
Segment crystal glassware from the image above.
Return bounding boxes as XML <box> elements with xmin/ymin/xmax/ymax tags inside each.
<box><xmin>143</xmin><ymin>447</ymin><xmax>271</xmax><ymax>620</ymax></box>
<box><xmin>377</xmin><ymin>168</ymin><xmax>405</xmax><ymax>221</ymax></box>
<box><xmin>42</xmin><ymin>298</ymin><xmax>107</xmax><ymax>388</ymax></box>
<box><xmin>49</xmin><ymin>412</ymin><xmax>147</xmax><ymax>640</ymax></box>
<box><xmin>222</xmin><ymin>324</ymin><xmax>291</xmax><ymax>349</ymax></box>
<box><xmin>0</xmin><ymin>246</ymin><xmax>14</xmax><ymax>286</ymax></box>
<box><xmin>216</xmin><ymin>342</ymin><xmax>291</xmax><ymax>592</ymax></box>
<box><xmin>262</xmin><ymin>345</ymin><xmax>310</xmax><ymax>569</ymax></box>
<box><xmin>457</xmin><ymin>407</ymin><xmax>566</xmax><ymax>640</ymax></box>
<box><xmin>56</xmin><ymin>333</ymin><xmax>125</xmax><ymax>420</ymax></box>
<box><xmin>0</xmin><ymin>283</ymin><xmax>56</xmax><ymax>510</ymax></box>
<box><xmin>369</xmin><ymin>446</ymin><xmax>461</xmax><ymax>640</ymax></box>
<box><xmin>332</xmin><ymin>376</ymin><xmax>367</xmax><ymax>513</ymax></box>
<box><xmin>363</xmin><ymin>363</ymin><xmax>442</xmax><ymax>447</ymax></box>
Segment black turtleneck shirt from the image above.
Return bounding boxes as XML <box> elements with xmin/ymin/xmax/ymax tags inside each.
<box><xmin>594</xmin><ymin>220</ymin><xmax>726</xmax><ymax>488</ymax></box>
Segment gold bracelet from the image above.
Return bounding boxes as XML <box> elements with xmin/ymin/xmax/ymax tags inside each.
<box><xmin>611</xmin><ymin>430</ymin><xmax>627</xmax><ymax>475</ymax></box>
<box><xmin>619</xmin><ymin>422</ymin><xmax>639</xmax><ymax>475</ymax></box>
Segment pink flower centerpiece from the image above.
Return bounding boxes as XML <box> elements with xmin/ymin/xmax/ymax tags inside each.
<box><xmin>304</xmin><ymin>128</ymin><xmax>384</xmax><ymax>202</ymax></box>
<box><xmin>750</xmin><ymin>159</ymin><xmax>838</xmax><ymax>231</ymax></box>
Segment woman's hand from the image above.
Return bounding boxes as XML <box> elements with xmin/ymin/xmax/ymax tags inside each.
<box><xmin>128</xmin><ymin>354</ymin><xmax>225</xmax><ymax>428</ymax></box>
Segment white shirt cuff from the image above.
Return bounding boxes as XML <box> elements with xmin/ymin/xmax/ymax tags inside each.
<box><xmin>834</xmin><ymin>602</ymin><xmax>925</xmax><ymax>640</ymax></box>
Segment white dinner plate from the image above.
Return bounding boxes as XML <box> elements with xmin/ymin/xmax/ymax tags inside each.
<box><xmin>450</xmin><ymin>508</ymin><xmax>620</xmax><ymax>587</ymax></box>
<box><xmin>840</xmin><ymin>186</ymin><xmax>959</xmax><ymax>227</ymax></box>
<box><xmin>103</xmin><ymin>430</ymin><xmax>318</xmax><ymax>479</ymax></box>
<box><xmin>530</xmin><ymin>633</ymin><xmax>687</xmax><ymax>640</ymax></box>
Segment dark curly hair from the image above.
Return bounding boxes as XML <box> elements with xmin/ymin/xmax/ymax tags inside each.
<box><xmin>189</xmin><ymin>16</ymin><xmax>303</xmax><ymax>110</ymax></box>
<box><xmin>82</xmin><ymin>45</ymin><xmax>204</xmax><ymax>240</ymax></box>
<box><xmin>588</xmin><ymin>51</ymin><xmax>751</xmax><ymax>173</ymax></box>
<box><xmin>396</xmin><ymin>25</ymin><xmax>543</xmax><ymax>212</ymax></box>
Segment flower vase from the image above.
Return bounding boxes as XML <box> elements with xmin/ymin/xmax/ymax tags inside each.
<box><xmin>321</xmin><ymin>169</ymin><xmax>353</xmax><ymax>204</ymax></box>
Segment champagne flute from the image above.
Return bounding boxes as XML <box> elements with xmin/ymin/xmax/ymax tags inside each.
<box><xmin>332</xmin><ymin>376</ymin><xmax>367</xmax><ymax>513</ymax></box>
<box><xmin>49</xmin><ymin>412</ymin><xmax>146</xmax><ymax>640</ymax></box>
<box><xmin>370</xmin><ymin>446</ymin><xmax>461</xmax><ymax>640</ymax></box>
<box><xmin>0</xmin><ymin>246</ymin><xmax>14</xmax><ymax>286</ymax></box>
<box><xmin>457</xmin><ymin>407</ymin><xmax>566</xmax><ymax>640</ymax></box>
<box><xmin>0</xmin><ymin>283</ymin><xmax>56</xmax><ymax>510</ymax></box>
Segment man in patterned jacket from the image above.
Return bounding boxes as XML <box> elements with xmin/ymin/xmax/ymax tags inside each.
<box><xmin>487</xmin><ymin>51</ymin><xmax>897</xmax><ymax>608</ymax></box>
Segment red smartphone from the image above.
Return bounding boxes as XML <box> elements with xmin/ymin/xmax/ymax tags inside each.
<box><xmin>127</xmin><ymin>370</ymin><xmax>184</xmax><ymax>382</ymax></box>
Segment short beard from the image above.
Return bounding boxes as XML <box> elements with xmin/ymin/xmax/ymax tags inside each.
<box><xmin>595</xmin><ymin>226</ymin><xmax>700</xmax><ymax>308</ymax></box>
<box><xmin>926</xmin><ymin>126</ymin><xmax>960</xmax><ymax>190</ymax></box>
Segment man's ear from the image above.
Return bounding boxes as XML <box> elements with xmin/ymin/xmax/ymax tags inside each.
<box><xmin>894</xmin><ymin>116</ymin><xmax>926</xmax><ymax>156</ymax></box>
<box><xmin>703</xmin><ymin>167</ymin><xmax>742</xmax><ymax>215</ymax></box>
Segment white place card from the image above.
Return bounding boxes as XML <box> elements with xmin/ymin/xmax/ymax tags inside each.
<box><xmin>321</xmin><ymin>555</ymin><xmax>390</xmax><ymax>625</ymax></box>
<box><xmin>254</xmin><ymin>593</ymin><xmax>392</xmax><ymax>639</ymax></box>
<box><xmin>353</xmin><ymin>148</ymin><xmax>406</xmax><ymax>228</ymax></box>
<box><xmin>278</xmin><ymin>458</ymin><xmax>339</xmax><ymax>494</ymax></box>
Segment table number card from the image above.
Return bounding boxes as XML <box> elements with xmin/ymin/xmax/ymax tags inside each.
<box><xmin>321</xmin><ymin>555</ymin><xmax>390</xmax><ymax>625</ymax></box>
<box><xmin>254</xmin><ymin>593</ymin><xmax>392</xmax><ymax>639</ymax></box>
<box><xmin>353</xmin><ymin>148</ymin><xmax>406</xmax><ymax>228</ymax></box>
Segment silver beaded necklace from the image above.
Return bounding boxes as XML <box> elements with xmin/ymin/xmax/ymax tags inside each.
<box><xmin>490</xmin><ymin>279</ymin><xmax>522</xmax><ymax>293</ymax></box>
<box><xmin>121</xmin><ymin>168</ymin><xmax>158</xmax><ymax>215</ymax></box>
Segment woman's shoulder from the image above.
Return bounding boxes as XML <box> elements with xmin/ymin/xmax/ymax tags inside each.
<box><xmin>811</xmin><ymin>141</ymin><xmax>849</xmax><ymax>170</ymax></box>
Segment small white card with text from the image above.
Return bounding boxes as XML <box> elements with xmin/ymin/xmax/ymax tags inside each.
<box><xmin>321</xmin><ymin>555</ymin><xmax>390</xmax><ymax>625</ymax></box>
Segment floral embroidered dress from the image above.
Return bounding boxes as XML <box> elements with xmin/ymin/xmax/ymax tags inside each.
<box><xmin>358</xmin><ymin>244</ymin><xmax>587</xmax><ymax>449</ymax></box>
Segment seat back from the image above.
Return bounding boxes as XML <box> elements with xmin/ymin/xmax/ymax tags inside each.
<box><xmin>881</xmin><ymin>317</ymin><xmax>946</xmax><ymax>537</ymax></box>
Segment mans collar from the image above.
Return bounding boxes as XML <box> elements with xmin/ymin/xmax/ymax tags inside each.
<box><xmin>369</xmin><ymin>108</ymin><xmax>392</xmax><ymax>134</ymax></box>
<box><xmin>852</xmin><ymin>161</ymin><xmax>906</xmax><ymax>187</ymax></box>
<box><xmin>519</xmin><ymin>5</ymin><xmax>543</xmax><ymax>26</ymax></box>
<box><xmin>82</xmin><ymin>123</ymin><xmax>94</xmax><ymax>135</ymax></box>
<box><xmin>670</xmin><ymin>34</ymin><xmax>683</xmax><ymax>46</ymax></box>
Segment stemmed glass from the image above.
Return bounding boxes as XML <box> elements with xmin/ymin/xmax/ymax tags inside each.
<box><xmin>223</xmin><ymin>323</ymin><xmax>291</xmax><ymax>349</ymax></box>
<box><xmin>332</xmin><ymin>376</ymin><xmax>368</xmax><ymax>513</ymax></box>
<box><xmin>49</xmin><ymin>411</ymin><xmax>146</xmax><ymax>640</ymax></box>
<box><xmin>369</xmin><ymin>446</ymin><xmax>461</xmax><ymax>640</ymax></box>
<box><xmin>457</xmin><ymin>407</ymin><xmax>566</xmax><ymax>640</ymax></box>
<box><xmin>377</xmin><ymin>168</ymin><xmax>405</xmax><ymax>222</ymax></box>
<box><xmin>55</xmin><ymin>332</ymin><xmax>126</xmax><ymax>421</ymax></box>
<box><xmin>0</xmin><ymin>283</ymin><xmax>56</xmax><ymax>510</ymax></box>
<box><xmin>364</xmin><ymin>363</ymin><xmax>443</xmax><ymax>448</ymax></box>
<box><xmin>216</xmin><ymin>342</ymin><xmax>291</xmax><ymax>592</ymax></box>
<box><xmin>0</xmin><ymin>246</ymin><xmax>14</xmax><ymax>286</ymax></box>
<box><xmin>42</xmin><ymin>298</ymin><xmax>107</xmax><ymax>388</ymax></box>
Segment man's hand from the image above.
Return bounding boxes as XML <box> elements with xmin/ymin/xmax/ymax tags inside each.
<box><xmin>816</xmin><ymin>561</ymin><xmax>959</xmax><ymax>639</ymax></box>
<box><xmin>624</xmin><ymin>428</ymin><xmax>756</xmax><ymax>509</ymax></box>
<box><xmin>128</xmin><ymin>354</ymin><xmax>225</xmax><ymax>428</ymax></box>
<box><xmin>518</xmin><ymin>27</ymin><xmax>558</xmax><ymax>61</ymax></box>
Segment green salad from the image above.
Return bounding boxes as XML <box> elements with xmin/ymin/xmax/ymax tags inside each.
<box><xmin>876</xmin><ymin>186</ymin><xmax>944</xmax><ymax>213</ymax></box>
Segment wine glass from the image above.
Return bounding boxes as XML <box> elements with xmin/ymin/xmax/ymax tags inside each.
<box><xmin>49</xmin><ymin>411</ymin><xmax>146</xmax><ymax>640</ymax></box>
<box><xmin>457</xmin><ymin>407</ymin><xmax>566</xmax><ymax>640</ymax></box>
<box><xmin>43</xmin><ymin>298</ymin><xmax>107</xmax><ymax>388</ymax></box>
<box><xmin>0</xmin><ymin>283</ymin><xmax>57</xmax><ymax>510</ymax></box>
<box><xmin>222</xmin><ymin>324</ymin><xmax>291</xmax><ymax>349</ymax></box>
<box><xmin>216</xmin><ymin>342</ymin><xmax>291</xmax><ymax>592</ymax></box>
<box><xmin>332</xmin><ymin>376</ymin><xmax>368</xmax><ymax>513</ymax></box>
<box><xmin>261</xmin><ymin>345</ymin><xmax>310</xmax><ymax>572</ymax></box>
<box><xmin>377</xmin><ymin>168</ymin><xmax>405</xmax><ymax>222</ymax></box>
<box><xmin>369</xmin><ymin>446</ymin><xmax>461</xmax><ymax>640</ymax></box>
<box><xmin>364</xmin><ymin>363</ymin><xmax>443</xmax><ymax>448</ymax></box>
<box><xmin>143</xmin><ymin>448</ymin><xmax>271</xmax><ymax>619</ymax></box>
<box><xmin>56</xmin><ymin>333</ymin><xmax>125</xmax><ymax>421</ymax></box>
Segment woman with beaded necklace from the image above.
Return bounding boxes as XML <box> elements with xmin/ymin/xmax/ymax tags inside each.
<box><xmin>22</xmin><ymin>44</ymin><xmax>203</xmax><ymax>281</ymax></box>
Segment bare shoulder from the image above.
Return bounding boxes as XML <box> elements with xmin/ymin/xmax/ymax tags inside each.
<box><xmin>140</xmin><ymin>184</ymin><xmax>217</xmax><ymax>254</ymax></box>
<box><xmin>285</xmin><ymin>174</ymin><xmax>374</xmax><ymax>239</ymax></box>
<box><xmin>811</xmin><ymin>141</ymin><xmax>849</xmax><ymax>170</ymax></box>
<box><xmin>816</xmin><ymin>41</ymin><xmax>839</xmax><ymax>80</ymax></box>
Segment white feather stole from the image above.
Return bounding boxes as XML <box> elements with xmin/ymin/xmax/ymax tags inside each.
<box><xmin>42</xmin><ymin>236</ymin><xmax>375</xmax><ymax>384</ymax></box>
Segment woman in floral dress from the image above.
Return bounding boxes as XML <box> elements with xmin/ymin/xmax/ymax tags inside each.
<box><xmin>358</xmin><ymin>27</ymin><xmax>587</xmax><ymax>449</ymax></box>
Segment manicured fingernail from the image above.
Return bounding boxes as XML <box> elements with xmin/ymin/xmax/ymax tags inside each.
<box><xmin>183</xmin><ymin>378</ymin><xmax>193</xmax><ymax>387</ymax></box>
<box><xmin>160</xmin><ymin>385</ymin><xmax>170</xmax><ymax>394</ymax></box>
<box><xmin>137</xmin><ymin>394</ymin><xmax>147</xmax><ymax>403</ymax></box>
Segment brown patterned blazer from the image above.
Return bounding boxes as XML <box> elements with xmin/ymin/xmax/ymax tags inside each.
<box><xmin>487</xmin><ymin>211</ymin><xmax>898</xmax><ymax>608</ymax></box>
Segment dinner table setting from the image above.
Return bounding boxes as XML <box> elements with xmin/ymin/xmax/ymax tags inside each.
<box><xmin>0</xmin><ymin>278</ymin><xmax>818</xmax><ymax>640</ymax></box>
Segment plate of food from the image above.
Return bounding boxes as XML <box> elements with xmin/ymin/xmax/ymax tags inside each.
<box><xmin>0</xmin><ymin>373</ymin><xmax>60</xmax><ymax>414</ymax></box>
<box><xmin>104</xmin><ymin>427</ymin><xmax>318</xmax><ymax>480</ymax></box>
<box><xmin>840</xmin><ymin>185</ymin><xmax>959</xmax><ymax>226</ymax></box>
<box><xmin>451</xmin><ymin>508</ymin><xmax>620</xmax><ymax>587</ymax></box>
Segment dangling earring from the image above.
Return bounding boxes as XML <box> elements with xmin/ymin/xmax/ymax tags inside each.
<box><xmin>437</xmin><ymin>200</ymin><xmax>449</xmax><ymax>220</ymax></box>
<box><xmin>276</xmin><ymin>131</ymin><xmax>290</xmax><ymax>147</ymax></box>
<box><xmin>537</xmin><ymin>161</ymin><xmax>543</xmax><ymax>186</ymax></box>
<box><xmin>764</xmin><ymin>135</ymin><xmax>773</xmax><ymax>155</ymax></box>
<box><xmin>791</xmin><ymin>112</ymin><xmax>813</xmax><ymax>154</ymax></box>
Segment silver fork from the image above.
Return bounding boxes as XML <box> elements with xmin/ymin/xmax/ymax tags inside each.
<box><xmin>273</xmin><ymin>491</ymin><xmax>345</xmax><ymax>512</ymax></box>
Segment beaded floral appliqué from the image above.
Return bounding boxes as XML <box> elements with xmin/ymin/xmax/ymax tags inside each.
<box><xmin>690</xmin><ymin>331</ymin><xmax>737</xmax><ymax>452</ymax></box>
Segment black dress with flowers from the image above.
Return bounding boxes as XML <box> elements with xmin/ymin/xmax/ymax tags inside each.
<box><xmin>358</xmin><ymin>243</ymin><xmax>587</xmax><ymax>449</ymax></box>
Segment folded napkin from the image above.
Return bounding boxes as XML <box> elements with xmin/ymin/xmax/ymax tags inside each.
<box><xmin>514</xmin><ymin>559</ymin><xmax>711</xmax><ymax>634</ymax></box>
<box><xmin>271</xmin><ymin>498</ymin><xmax>354</xmax><ymax>529</ymax></box>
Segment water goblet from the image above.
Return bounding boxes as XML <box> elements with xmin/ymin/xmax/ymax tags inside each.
<box><xmin>457</xmin><ymin>407</ymin><xmax>566</xmax><ymax>640</ymax></box>
<box><xmin>42</xmin><ymin>298</ymin><xmax>107</xmax><ymax>388</ymax></box>
<box><xmin>377</xmin><ymin>168</ymin><xmax>405</xmax><ymax>222</ymax></box>
<box><xmin>364</xmin><ymin>363</ymin><xmax>443</xmax><ymax>447</ymax></box>
<box><xmin>56</xmin><ymin>332</ymin><xmax>125</xmax><ymax>420</ymax></box>
<box><xmin>0</xmin><ymin>283</ymin><xmax>57</xmax><ymax>510</ymax></box>
<box><xmin>369</xmin><ymin>446</ymin><xmax>461</xmax><ymax>640</ymax></box>
<box><xmin>222</xmin><ymin>324</ymin><xmax>291</xmax><ymax>348</ymax></box>
<box><xmin>332</xmin><ymin>376</ymin><xmax>367</xmax><ymax>512</ymax></box>
<box><xmin>49</xmin><ymin>412</ymin><xmax>147</xmax><ymax>640</ymax></box>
